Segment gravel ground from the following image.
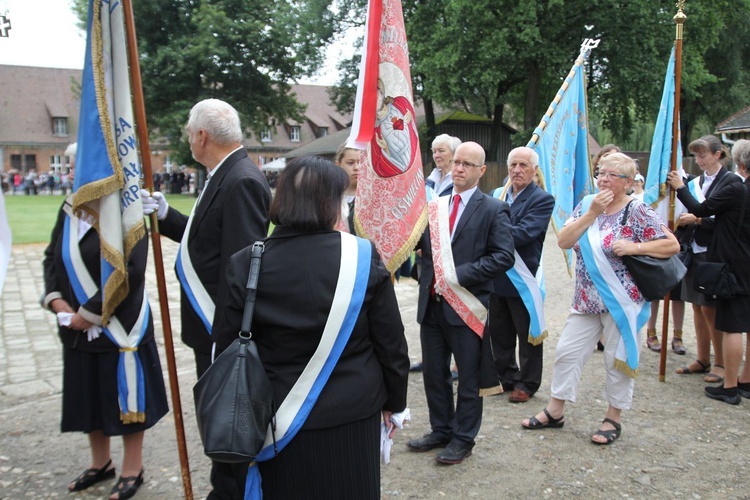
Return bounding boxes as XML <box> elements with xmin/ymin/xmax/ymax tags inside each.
<box><xmin>1</xmin><ymin>231</ymin><xmax>748</xmax><ymax>499</ymax></box>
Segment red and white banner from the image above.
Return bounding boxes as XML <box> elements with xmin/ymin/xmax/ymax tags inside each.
<box><xmin>346</xmin><ymin>0</ymin><xmax>427</xmax><ymax>273</ymax></box>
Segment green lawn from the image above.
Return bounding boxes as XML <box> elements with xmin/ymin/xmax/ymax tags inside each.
<box><xmin>4</xmin><ymin>194</ymin><xmax>199</xmax><ymax>244</ymax></box>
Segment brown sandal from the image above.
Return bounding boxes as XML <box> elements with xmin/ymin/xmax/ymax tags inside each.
<box><xmin>675</xmin><ymin>359</ymin><xmax>710</xmax><ymax>375</ymax></box>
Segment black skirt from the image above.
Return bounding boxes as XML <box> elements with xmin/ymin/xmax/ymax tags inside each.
<box><xmin>61</xmin><ymin>338</ymin><xmax>169</xmax><ymax>436</ymax></box>
<box><xmin>258</xmin><ymin>411</ymin><xmax>381</xmax><ymax>500</ymax></box>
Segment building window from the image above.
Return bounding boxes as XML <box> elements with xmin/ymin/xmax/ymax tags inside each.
<box><xmin>258</xmin><ymin>156</ymin><xmax>267</xmax><ymax>166</ymax></box>
<box><xmin>50</xmin><ymin>155</ymin><xmax>64</xmax><ymax>174</ymax></box>
<box><xmin>53</xmin><ymin>117</ymin><xmax>69</xmax><ymax>136</ymax></box>
<box><xmin>290</xmin><ymin>126</ymin><xmax>301</xmax><ymax>142</ymax></box>
<box><xmin>11</xmin><ymin>154</ymin><xmax>21</xmax><ymax>170</ymax></box>
<box><xmin>25</xmin><ymin>154</ymin><xmax>37</xmax><ymax>171</ymax></box>
<box><xmin>260</xmin><ymin>129</ymin><xmax>272</xmax><ymax>142</ymax></box>
<box><xmin>317</xmin><ymin>127</ymin><xmax>328</xmax><ymax>138</ymax></box>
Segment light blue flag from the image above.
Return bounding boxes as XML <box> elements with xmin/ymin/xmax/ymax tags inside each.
<box><xmin>528</xmin><ymin>44</ymin><xmax>595</xmax><ymax>274</ymax></box>
<box><xmin>73</xmin><ymin>0</ymin><xmax>145</xmax><ymax>324</ymax></box>
<box><xmin>644</xmin><ymin>46</ymin><xmax>682</xmax><ymax>224</ymax></box>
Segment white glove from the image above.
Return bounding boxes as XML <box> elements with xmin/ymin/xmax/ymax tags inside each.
<box><xmin>140</xmin><ymin>189</ymin><xmax>169</xmax><ymax>220</ymax></box>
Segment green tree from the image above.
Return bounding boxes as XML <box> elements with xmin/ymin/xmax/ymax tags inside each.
<box><xmin>332</xmin><ymin>0</ymin><xmax>750</xmax><ymax>161</ymax></box>
<box><xmin>73</xmin><ymin>0</ymin><xmax>340</xmax><ymax>165</ymax></box>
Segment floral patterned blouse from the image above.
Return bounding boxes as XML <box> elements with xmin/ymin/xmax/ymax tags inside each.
<box><xmin>566</xmin><ymin>199</ymin><xmax>668</xmax><ymax>314</ymax></box>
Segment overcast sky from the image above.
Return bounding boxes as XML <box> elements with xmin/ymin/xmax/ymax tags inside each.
<box><xmin>0</xmin><ymin>0</ymin><xmax>354</xmax><ymax>85</ymax></box>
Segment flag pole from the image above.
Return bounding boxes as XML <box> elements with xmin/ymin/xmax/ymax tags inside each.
<box><xmin>527</xmin><ymin>38</ymin><xmax>599</xmax><ymax>148</ymax></box>
<box><xmin>527</xmin><ymin>38</ymin><xmax>599</xmax><ymax>277</ymax></box>
<box><xmin>121</xmin><ymin>1</ymin><xmax>194</xmax><ymax>496</ymax></box>
<box><xmin>659</xmin><ymin>1</ymin><xmax>687</xmax><ymax>382</ymax></box>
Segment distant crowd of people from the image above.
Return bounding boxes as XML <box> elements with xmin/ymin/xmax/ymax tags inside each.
<box><xmin>2</xmin><ymin>169</ymin><xmax>72</xmax><ymax>195</ymax></box>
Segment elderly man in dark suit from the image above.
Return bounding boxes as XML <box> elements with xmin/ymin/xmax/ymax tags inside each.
<box><xmin>407</xmin><ymin>141</ymin><xmax>514</xmax><ymax>464</ymax></box>
<box><xmin>141</xmin><ymin>98</ymin><xmax>271</xmax><ymax>500</ymax></box>
<box><xmin>488</xmin><ymin>147</ymin><xmax>554</xmax><ymax>403</ymax></box>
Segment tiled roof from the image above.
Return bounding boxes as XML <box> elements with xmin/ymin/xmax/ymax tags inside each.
<box><xmin>715</xmin><ymin>105</ymin><xmax>750</xmax><ymax>134</ymax></box>
<box><xmin>244</xmin><ymin>84</ymin><xmax>352</xmax><ymax>151</ymax></box>
<box><xmin>0</xmin><ymin>65</ymin><xmax>82</xmax><ymax>145</ymax></box>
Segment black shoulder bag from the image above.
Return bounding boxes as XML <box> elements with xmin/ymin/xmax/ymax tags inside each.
<box><xmin>620</xmin><ymin>200</ymin><xmax>688</xmax><ymax>302</ymax></box>
<box><xmin>193</xmin><ymin>241</ymin><xmax>276</xmax><ymax>463</ymax></box>
<box><xmin>693</xmin><ymin>183</ymin><xmax>748</xmax><ymax>300</ymax></box>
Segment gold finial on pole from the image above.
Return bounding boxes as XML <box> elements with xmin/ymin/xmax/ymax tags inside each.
<box><xmin>675</xmin><ymin>1</ymin><xmax>687</xmax><ymax>39</ymax></box>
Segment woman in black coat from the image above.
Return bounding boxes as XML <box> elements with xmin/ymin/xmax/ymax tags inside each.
<box><xmin>42</xmin><ymin>150</ymin><xmax>168</xmax><ymax>499</ymax></box>
<box><xmin>213</xmin><ymin>156</ymin><xmax>410</xmax><ymax>499</ymax></box>
<box><xmin>668</xmin><ymin>139</ymin><xmax>750</xmax><ymax>404</ymax></box>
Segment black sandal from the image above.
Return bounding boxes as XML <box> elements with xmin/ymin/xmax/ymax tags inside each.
<box><xmin>68</xmin><ymin>458</ymin><xmax>116</xmax><ymax>491</ymax></box>
<box><xmin>110</xmin><ymin>469</ymin><xmax>144</xmax><ymax>500</ymax></box>
<box><xmin>591</xmin><ymin>418</ymin><xmax>622</xmax><ymax>445</ymax></box>
<box><xmin>675</xmin><ymin>359</ymin><xmax>710</xmax><ymax>375</ymax></box>
<box><xmin>522</xmin><ymin>408</ymin><xmax>565</xmax><ymax>429</ymax></box>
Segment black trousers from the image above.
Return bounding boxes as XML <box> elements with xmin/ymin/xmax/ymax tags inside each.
<box><xmin>420</xmin><ymin>297</ymin><xmax>482</xmax><ymax>447</ymax></box>
<box><xmin>488</xmin><ymin>294</ymin><xmax>544</xmax><ymax>395</ymax></box>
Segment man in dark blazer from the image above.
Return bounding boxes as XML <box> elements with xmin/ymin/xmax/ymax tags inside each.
<box><xmin>488</xmin><ymin>147</ymin><xmax>554</xmax><ymax>404</ymax></box>
<box><xmin>141</xmin><ymin>98</ymin><xmax>271</xmax><ymax>500</ymax></box>
<box><xmin>407</xmin><ymin>141</ymin><xmax>514</xmax><ymax>464</ymax></box>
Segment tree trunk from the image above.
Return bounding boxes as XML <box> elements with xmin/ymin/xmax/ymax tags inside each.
<box><xmin>524</xmin><ymin>61</ymin><xmax>542</xmax><ymax>133</ymax></box>
<box><xmin>488</xmin><ymin>102</ymin><xmax>505</xmax><ymax>164</ymax></box>
<box><xmin>424</xmin><ymin>97</ymin><xmax>436</xmax><ymax>146</ymax></box>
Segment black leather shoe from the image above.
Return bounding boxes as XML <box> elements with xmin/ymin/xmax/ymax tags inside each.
<box><xmin>436</xmin><ymin>442</ymin><xmax>473</xmax><ymax>464</ymax></box>
<box><xmin>407</xmin><ymin>433</ymin><xmax>451</xmax><ymax>452</ymax></box>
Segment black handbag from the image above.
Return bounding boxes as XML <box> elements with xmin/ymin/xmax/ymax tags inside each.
<box><xmin>619</xmin><ymin>201</ymin><xmax>687</xmax><ymax>301</ymax></box>
<box><xmin>692</xmin><ymin>183</ymin><xmax>748</xmax><ymax>300</ymax></box>
<box><xmin>623</xmin><ymin>254</ymin><xmax>687</xmax><ymax>301</ymax></box>
<box><xmin>193</xmin><ymin>241</ymin><xmax>276</xmax><ymax>463</ymax></box>
<box><xmin>693</xmin><ymin>262</ymin><xmax>738</xmax><ymax>300</ymax></box>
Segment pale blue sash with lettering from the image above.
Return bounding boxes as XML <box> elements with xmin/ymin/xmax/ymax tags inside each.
<box><xmin>244</xmin><ymin>232</ymin><xmax>371</xmax><ymax>499</ymax></box>
<box><xmin>175</xmin><ymin>198</ymin><xmax>214</xmax><ymax>333</ymax></box>
<box><xmin>62</xmin><ymin>211</ymin><xmax>150</xmax><ymax>422</ymax></box>
<box><xmin>492</xmin><ymin>186</ymin><xmax>547</xmax><ymax>344</ymax></box>
<box><xmin>578</xmin><ymin>195</ymin><xmax>649</xmax><ymax>377</ymax></box>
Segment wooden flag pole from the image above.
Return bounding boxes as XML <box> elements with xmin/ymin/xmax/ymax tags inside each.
<box><xmin>659</xmin><ymin>1</ymin><xmax>687</xmax><ymax>382</ymax></box>
<box><xmin>121</xmin><ymin>0</ymin><xmax>193</xmax><ymax>496</ymax></box>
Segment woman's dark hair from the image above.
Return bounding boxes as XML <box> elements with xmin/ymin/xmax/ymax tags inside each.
<box><xmin>688</xmin><ymin>134</ymin><xmax>727</xmax><ymax>159</ymax></box>
<box><xmin>270</xmin><ymin>156</ymin><xmax>349</xmax><ymax>231</ymax></box>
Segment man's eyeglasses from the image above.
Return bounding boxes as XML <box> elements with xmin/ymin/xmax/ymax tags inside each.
<box><xmin>450</xmin><ymin>159</ymin><xmax>482</xmax><ymax>168</ymax></box>
<box><xmin>597</xmin><ymin>170</ymin><xmax>630</xmax><ymax>180</ymax></box>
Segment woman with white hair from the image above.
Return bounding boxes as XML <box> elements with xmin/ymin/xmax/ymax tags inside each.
<box><xmin>522</xmin><ymin>153</ymin><xmax>679</xmax><ymax>443</ymax></box>
<box><xmin>425</xmin><ymin>134</ymin><xmax>461</xmax><ymax>198</ymax></box>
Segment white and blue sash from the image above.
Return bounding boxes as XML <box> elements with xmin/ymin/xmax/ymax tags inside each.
<box><xmin>62</xmin><ymin>212</ymin><xmax>150</xmax><ymax>422</ymax></box>
<box><xmin>687</xmin><ymin>176</ymin><xmax>706</xmax><ymax>203</ymax></box>
<box><xmin>175</xmin><ymin>200</ymin><xmax>214</xmax><ymax>333</ymax></box>
<box><xmin>506</xmin><ymin>251</ymin><xmax>547</xmax><ymax>345</ymax></box>
<box><xmin>244</xmin><ymin>232</ymin><xmax>371</xmax><ymax>499</ymax></box>
<box><xmin>686</xmin><ymin>177</ymin><xmax>710</xmax><ymax>253</ymax></box>
<box><xmin>492</xmin><ymin>186</ymin><xmax>547</xmax><ymax>344</ymax></box>
<box><xmin>578</xmin><ymin>195</ymin><xmax>650</xmax><ymax>377</ymax></box>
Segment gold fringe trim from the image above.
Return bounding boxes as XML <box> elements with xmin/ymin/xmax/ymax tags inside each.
<box><xmin>386</xmin><ymin>207</ymin><xmax>428</xmax><ymax>274</ymax></box>
<box><xmin>352</xmin><ymin>200</ymin><xmax>428</xmax><ymax>275</ymax></box>
<box><xmin>479</xmin><ymin>385</ymin><xmax>504</xmax><ymax>397</ymax></box>
<box><xmin>614</xmin><ymin>358</ymin><xmax>639</xmax><ymax>379</ymax></box>
<box><xmin>528</xmin><ymin>329</ymin><xmax>548</xmax><ymax>346</ymax></box>
<box><xmin>120</xmin><ymin>411</ymin><xmax>146</xmax><ymax>424</ymax></box>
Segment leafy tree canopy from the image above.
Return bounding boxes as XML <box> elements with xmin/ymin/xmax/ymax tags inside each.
<box><xmin>73</xmin><ymin>0</ymin><xmax>341</xmax><ymax>165</ymax></box>
<box><xmin>334</xmin><ymin>0</ymin><xmax>750</xmax><ymax>159</ymax></box>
